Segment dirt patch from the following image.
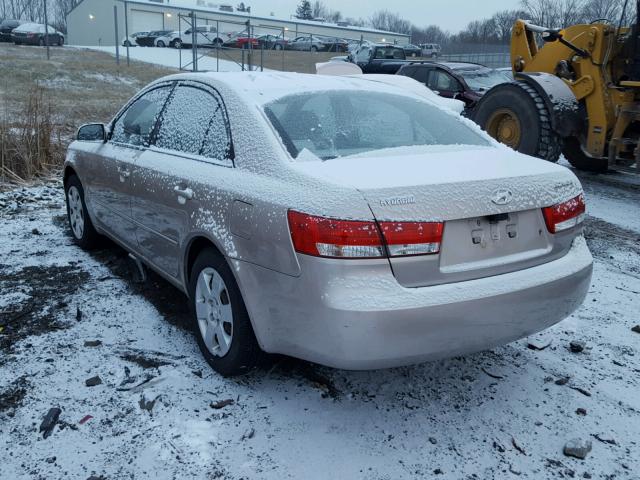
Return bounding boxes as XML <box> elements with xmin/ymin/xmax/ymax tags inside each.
<box><xmin>0</xmin><ymin>375</ymin><xmax>29</xmax><ymax>413</ymax></box>
<box><xmin>121</xmin><ymin>352</ymin><xmax>173</xmax><ymax>370</ymax></box>
<box><xmin>0</xmin><ymin>265</ymin><xmax>90</xmax><ymax>355</ymax></box>
<box><xmin>584</xmin><ymin>216</ymin><xmax>640</xmax><ymax>276</ymax></box>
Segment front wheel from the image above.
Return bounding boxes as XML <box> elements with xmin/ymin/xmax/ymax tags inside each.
<box><xmin>189</xmin><ymin>249</ymin><xmax>262</xmax><ymax>377</ymax></box>
<box><xmin>38</xmin><ymin>38</ymin><xmax>45</xmax><ymax>46</ymax></box>
<box><xmin>173</xmin><ymin>39</ymin><xmax>183</xmax><ymax>49</ymax></box>
<box><xmin>311</xmin><ymin>46</ymin><xmax>318</xmax><ymax>52</ymax></box>
<box><xmin>58</xmin><ymin>36</ymin><xmax>64</xmax><ymax>46</ymax></box>
<box><xmin>275</xmin><ymin>43</ymin><xmax>283</xmax><ymax>50</ymax></box>
<box><xmin>156</xmin><ymin>40</ymin><xmax>166</xmax><ymax>48</ymax></box>
<box><xmin>65</xmin><ymin>175</ymin><xmax>100</xmax><ymax>249</ymax></box>
<box><xmin>472</xmin><ymin>82</ymin><xmax>562</xmax><ymax>161</ymax></box>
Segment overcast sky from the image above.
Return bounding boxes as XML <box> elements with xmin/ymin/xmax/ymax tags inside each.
<box><xmin>250</xmin><ymin>0</ymin><xmax>518</xmax><ymax>32</ymax></box>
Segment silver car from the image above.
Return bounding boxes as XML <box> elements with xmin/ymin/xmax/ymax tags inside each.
<box><xmin>64</xmin><ymin>72</ymin><xmax>593</xmax><ymax>376</ymax></box>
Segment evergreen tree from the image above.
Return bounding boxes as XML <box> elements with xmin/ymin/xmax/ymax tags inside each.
<box><xmin>296</xmin><ymin>0</ymin><xmax>313</xmax><ymax>20</ymax></box>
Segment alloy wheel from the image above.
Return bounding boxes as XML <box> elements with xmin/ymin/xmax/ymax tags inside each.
<box><xmin>195</xmin><ymin>267</ymin><xmax>233</xmax><ymax>357</ymax></box>
<box><xmin>67</xmin><ymin>186</ymin><xmax>85</xmax><ymax>239</ymax></box>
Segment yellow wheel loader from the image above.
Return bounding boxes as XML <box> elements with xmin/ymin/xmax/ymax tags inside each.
<box><xmin>472</xmin><ymin>2</ymin><xmax>640</xmax><ymax>173</ymax></box>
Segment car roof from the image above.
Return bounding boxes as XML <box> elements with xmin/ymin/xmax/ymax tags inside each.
<box><xmin>152</xmin><ymin>72</ymin><xmax>435</xmax><ymax>107</ymax></box>
<box><xmin>405</xmin><ymin>61</ymin><xmax>489</xmax><ymax>71</ymax></box>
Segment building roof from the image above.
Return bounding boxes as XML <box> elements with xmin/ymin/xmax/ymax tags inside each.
<box><xmin>108</xmin><ymin>0</ymin><xmax>409</xmax><ymax>37</ymax></box>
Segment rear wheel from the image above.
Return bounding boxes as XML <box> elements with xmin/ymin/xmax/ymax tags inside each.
<box><xmin>38</xmin><ymin>38</ymin><xmax>44</xmax><ymax>46</ymax></box>
<box><xmin>156</xmin><ymin>40</ymin><xmax>165</xmax><ymax>48</ymax></box>
<box><xmin>311</xmin><ymin>45</ymin><xmax>318</xmax><ymax>52</ymax></box>
<box><xmin>188</xmin><ymin>249</ymin><xmax>262</xmax><ymax>377</ymax></box>
<box><xmin>275</xmin><ymin>43</ymin><xmax>283</xmax><ymax>50</ymax></box>
<box><xmin>472</xmin><ymin>81</ymin><xmax>562</xmax><ymax>161</ymax></box>
<box><xmin>563</xmin><ymin>137</ymin><xmax>608</xmax><ymax>172</ymax></box>
<box><xmin>58</xmin><ymin>36</ymin><xmax>64</xmax><ymax>46</ymax></box>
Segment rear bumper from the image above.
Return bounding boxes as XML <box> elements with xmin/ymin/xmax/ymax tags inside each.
<box><xmin>234</xmin><ymin>236</ymin><xmax>593</xmax><ymax>370</ymax></box>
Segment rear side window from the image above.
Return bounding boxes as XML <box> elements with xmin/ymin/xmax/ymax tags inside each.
<box><xmin>155</xmin><ymin>85</ymin><xmax>232</xmax><ymax>163</ymax></box>
<box><xmin>111</xmin><ymin>86</ymin><xmax>172</xmax><ymax>147</ymax></box>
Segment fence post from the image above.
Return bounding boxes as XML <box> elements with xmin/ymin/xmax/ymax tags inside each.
<box><xmin>241</xmin><ymin>48</ymin><xmax>245</xmax><ymax>71</ymax></box>
<box><xmin>216</xmin><ymin>20</ymin><xmax>220</xmax><ymax>72</ymax></box>
<box><xmin>43</xmin><ymin>0</ymin><xmax>50</xmax><ymax>60</ymax></box>
<box><xmin>124</xmin><ymin>0</ymin><xmax>130</xmax><ymax>66</ymax></box>
<box><xmin>191</xmin><ymin>11</ymin><xmax>197</xmax><ymax>72</ymax></box>
<box><xmin>114</xmin><ymin>5</ymin><xmax>120</xmax><ymax>66</ymax></box>
<box><xmin>260</xmin><ymin>42</ymin><xmax>264</xmax><ymax>72</ymax></box>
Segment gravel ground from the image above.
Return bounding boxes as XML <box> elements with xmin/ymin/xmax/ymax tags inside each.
<box><xmin>0</xmin><ymin>171</ymin><xmax>639</xmax><ymax>480</ymax></box>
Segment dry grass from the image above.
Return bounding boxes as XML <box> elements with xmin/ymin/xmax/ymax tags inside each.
<box><xmin>0</xmin><ymin>44</ymin><xmax>175</xmax><ymax>186</ymax></box>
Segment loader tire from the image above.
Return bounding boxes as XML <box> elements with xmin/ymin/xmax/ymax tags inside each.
<box><xmin>562</xmin><ymin>137</ymin><xmax>608</xmax><ymax>172</ymax></box>
<box><xmin>472</xmin><ymin>82</ymin><xmax>562</xmax><ymax>162</ymax></box>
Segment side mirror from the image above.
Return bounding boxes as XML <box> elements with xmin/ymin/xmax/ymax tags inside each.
<box><xmin>77</xmin><ymin>123</ymin><xmax>106</xmax><ymax>142</ymax></box>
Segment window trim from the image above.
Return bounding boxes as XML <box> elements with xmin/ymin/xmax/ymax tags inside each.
<box><xmin>150</xmin><ymin>80</ymin><xmax>235</xmax><ymax>166</ymax></box>
<box><xmin>108</xmin><ymin>81</ymin><xmax>176</xmax><ymax>150</ymax></box>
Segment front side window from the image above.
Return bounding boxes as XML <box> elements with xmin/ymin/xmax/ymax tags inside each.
<box><xmin>155</xmin><ymin>85</ymin><xmax>231</xmax><ymax>162</ymax></box>
<box><xmin>111</xmin><ymin>86</ymin><xmax>172</xmax><ymax>147</ymax></box>
<box><xmin>264</xmin><ymin>90</ymin><xmax>489</xmax><ymax>161</ymax></box>
<box><xmin>428</xmin><ymin>70</ymin><xmax>461</xmax><ymax>92</ymax></box>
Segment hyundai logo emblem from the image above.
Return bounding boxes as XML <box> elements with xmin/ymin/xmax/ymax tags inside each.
<box><xmin>491</xmin><ymin>189</ymin><xmax>513</xmax><ymax>205</ymax></box>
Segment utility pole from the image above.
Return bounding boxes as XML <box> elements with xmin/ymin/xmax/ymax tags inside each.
<box><xmin>43</xmin><ymin>0</ymin><xmax>50</xmax><ymax>60</ymax></box>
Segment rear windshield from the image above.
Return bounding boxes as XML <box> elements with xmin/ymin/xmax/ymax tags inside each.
<box><xmin>264</xmin><ymin>90</ymin><xmax>489</xmax><ymax>160</ymax></box>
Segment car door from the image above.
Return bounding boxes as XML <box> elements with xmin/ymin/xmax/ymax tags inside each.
<box><xmin>131</xmin><ymin>81</ymin><xmax>233</xmax><ymax>278</ymax></box>
<box><xmin>428</xmin><ymin>68</ymin><xmax>464</xmax><ymax>99</ymax></box>
<box><xmin>84</xmin><ymin>84</ymin><xmax>173</xmax><ymax>250</ymax></box>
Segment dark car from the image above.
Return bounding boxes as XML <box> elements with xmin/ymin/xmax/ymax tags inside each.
<box><xmin>318</xmin><ymin>36</ymin><xmax>348</xmax><ymax>52</ymax></box>
<box><xmin>134</xmin><ymin>30</ymin><xmax>174</xmax><ymax>47</ymax></box>
<box><xmin>403</xmin><ymin>44</ymin><xmax>422</xmax><ymax>57</ymax></box>
<box><xmin>0</xmin><ymin>19</ymin><xmax>22</xmax><ymax>42</ymax></box>
<box><xmin>351</xmin><ymin>44</ymin><xmax>408</xmax><ymax>74</ymax></box>
<box><xmin>257</xmin><ymin>34</ymin><xmax>288</xmax><ymax>50</ymax></box>
<box><xmin>397</xmin><ymin>61</ymin><xmax>511</xmax><ymax>108</ymax></box>
<box><xmin>12</xmin><ymin>23</ymin><xmax>64</xmax><ymax>46</ymax></box>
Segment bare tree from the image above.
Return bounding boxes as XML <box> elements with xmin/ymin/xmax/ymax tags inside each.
<box><xmin>369</xmin><ymin>10</ymin><xmax>412</xmax><ymax>35</ymax></box>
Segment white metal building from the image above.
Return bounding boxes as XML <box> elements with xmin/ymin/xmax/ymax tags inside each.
<box><xmin>66</xmin><ymin>0</ymin><xmax>410</xmax><ymax>46</ymax></box>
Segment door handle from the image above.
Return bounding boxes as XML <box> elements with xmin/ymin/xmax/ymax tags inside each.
<box><xmin>174</xmin><ymin>186</ymin><xmax>194</xmax><ymax>203</ymax></box>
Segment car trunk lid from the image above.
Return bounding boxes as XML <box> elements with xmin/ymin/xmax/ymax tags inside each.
<box><xmin>293</xmin><ymin>145</ymin><xmax>583</xmax><ymax>286</ymax></box>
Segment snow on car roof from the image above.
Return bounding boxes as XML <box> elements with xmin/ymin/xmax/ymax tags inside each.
<box><xmin>154</xmin><ymin>71</ymin><xmax>446</xmax><ymax>108</ymax></box>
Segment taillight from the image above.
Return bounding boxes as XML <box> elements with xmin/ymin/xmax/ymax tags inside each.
<box><xmin>542</xmin><ymin>194</ymin><xmax>585</xmax><ymax>233</ymax></box>
<box><xmin>287</xmin><ymin>210</ymin><xmax>443</xmax><ymax>259</ymax></box>
<box><xmin>288</xmin><ymin>210</ymin><xmax>384</xmax><ymax>258</ymax></box>
<box><xmin>378</xmin><ymin>221</ymin><xmax>443</xmax><ymax>256</ymax></box>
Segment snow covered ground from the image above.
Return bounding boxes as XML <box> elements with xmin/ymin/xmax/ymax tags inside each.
<box><xmin>72</xmin><ymin>45</ymin><xmax>264</xmax><ymax>72</ymax></box>
<box><xmin>0</xmin><ymin>171</ymin><xmax>639</xmax><ymax>479</ymax></box>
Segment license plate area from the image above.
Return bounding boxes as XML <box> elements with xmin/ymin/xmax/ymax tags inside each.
<box><xmin>439</xmin><ymin>209</ymin><xmax>551</xmax><ymax>274</ymax></box>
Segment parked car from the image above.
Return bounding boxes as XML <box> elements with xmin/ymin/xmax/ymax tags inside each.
<box><xmin>0</xmin><ymin>19</ymin><xmax>23</xmax><ymax>42</ymax></box>
<box><xmin>288</xmin><ymin>35</ymin><xmax>332</xmax><ymax>52</ymax></box>
<box><xmin>64</xmin><ymin>72</ymin><xmax>592</xmax><ymax>376</ymax></box>
<box><xmin>397</xmin><ymin>62</ymin><xmax>512</xmax><ymax>108</ymax></box>
<box><xmin>122</xmin><ymin>31</ymin><xmax>147</xmax><ymax>47</ymax></box>
<box><xmin>172</xmin><ymin>25</ymin><xmax>225</xmax><ymax>49</ymax></box>
<box><xmin>403</xmin><ymin>44</ymin><xmax>422</xmax><ymax>57</ymax></box>
<box><xmin>256</xmin><ymin>34</ymin><xmax>288</xmax><ymax>50</ymax></box>
<box><xmin>223</xmin><ymin>33</ymin><xmax>259</xmax><ymax>49</ymax></box>
<box><xmin>134</xmin><ymin>30</ymin><xmax>174</xmax><ymax>47</ymax></box>
<box><xmin>12</xmin><ymin>23</ymin><xmax>64</xmax><ymax>46</ymax></box>
<box><xmin>154</xmin><ymin>31</ymin><xmax>180</xmax><ymax>48</ymax></box>
<box><xmin>318</xmin><ymin>36</ymin><xmax>348</xmax><ymax>52</ymax></box>
<box><xmin>351</xmin><ymin>43</ymin><xmax>408</xmax><ymax>74</ymax></box>
<box><xmin>419</xmin><ymin>43</ymin><xmax>441</xmax><ymax>58</ymax></box>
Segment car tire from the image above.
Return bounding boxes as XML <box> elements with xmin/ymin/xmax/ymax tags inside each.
<box><xmin>411</xmin><ymin>52</ymin><xmax>417</xmax><ymax>57</ymax></box>
<box><xmin>58</xmin><ymin>36</ymin><xmax>64</xmax><ymax>46</ymax></box>
<box><xmin>311</xmin><ymin>45</ymin><xmax>318</xmax><ymax>52</ymax></box>
<box><xmin>189</xmin><ymin>249</ymin><xmax>262</xmax><ymax>377</ymax></box>
<box><xmin>156</xmin><ymin>40</ymin><xmax>165</xmax><ymax>48</ymax></box>
<box><xmin>65</xmin><ymin>175</ymin><xmax>100</xmax><ymax>249</ymax></box>
<box><xmin>173</xmin><ymin>39</ymin><xmax>183</xmax><ymax>49</ymax></box>
<box><xmin>563</xmin><ymin>137</ymin><xmax>608</xmax><ymax>172</ymax></box>
<box><xmin>38</xmin><ymin>38</ymin><xmax>45</xmax><ymax>46</ymax></box>
<box><xmin>472</xmin><ymin>82</ymin><xmax>562</xmax><ymax>162</ymax></box>
<box><xmin>275</xmin><ymin>43</ymin><xmax>283</xmax><ymax>50</ymax></box>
